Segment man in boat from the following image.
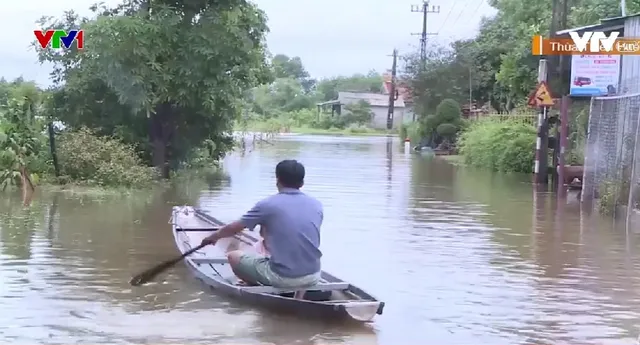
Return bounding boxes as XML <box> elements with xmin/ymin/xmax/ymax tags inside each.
<box><xmin>200</xmin><ymin>159</ymin><xmax>323</xmax><ymax>288</ymax></box>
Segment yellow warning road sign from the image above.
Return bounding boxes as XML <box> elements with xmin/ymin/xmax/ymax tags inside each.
<box><xmin>527</xmin><ymin>81</ymin><xmax>555</xmax><ymax>107</ymax></box>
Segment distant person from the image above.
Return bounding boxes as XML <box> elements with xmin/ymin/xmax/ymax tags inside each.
<box><xmin>201</xmin><ymin>159</ymin><xmax>323</xmax><ymax>288</ymax></box>
<box><xmin>607</xmin><ymin>85</ymin><xmax>616</xmax><ymax>96</ymax></box>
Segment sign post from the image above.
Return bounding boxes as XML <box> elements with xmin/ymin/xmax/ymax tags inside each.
<box><xmin>528</xmin><ymin>80</ymin><xmax>555</xmax><ymax>184</ymax></box>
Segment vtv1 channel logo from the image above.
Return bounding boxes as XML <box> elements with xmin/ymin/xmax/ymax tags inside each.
<box><xmin>34</xmin><ymin>30</ymin><xmax>84</xmax><ymax>49</ymax></box>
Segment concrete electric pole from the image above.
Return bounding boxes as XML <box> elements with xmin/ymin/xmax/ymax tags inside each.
<box><xmin>411</xmin><ymin>1</ymin><xmax>439</xmax><ymax>63</ymax></box>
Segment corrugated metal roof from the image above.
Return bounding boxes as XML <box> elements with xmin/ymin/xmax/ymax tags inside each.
<box><xmin>555</xmin><ymin>13</ymin><xmax>638</xmax><ymax>36</ymax></box>
<box><xmin>556</xmin><ymin>21</ymin><xmax>625</xmax><ymax>36</ymax></box>
<box><xmin>601</xmin><ymin>13</ymin><xmax>640</xmax><ymax>22</ymax></box>
<box><xmin>337</xmin><ymin>91</ymin><xmax>405</xmax><ymax>108</ymax></box>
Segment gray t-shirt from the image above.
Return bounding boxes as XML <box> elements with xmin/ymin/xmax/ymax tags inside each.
<box><xmin>240</xmin><ymin>188</ymin><xmax>323</xmax><ymax>278</ymax></box>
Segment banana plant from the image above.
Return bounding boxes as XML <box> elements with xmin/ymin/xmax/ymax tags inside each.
<box><xmin>0</xmin><ymin>97</ymin><xmax>42</xmax><ymax>195</ymax></box>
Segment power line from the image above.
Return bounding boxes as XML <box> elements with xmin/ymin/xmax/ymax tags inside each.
<box><xmin>470</xmin><ymin>0</ymin><xmax>485</xmax><ymax>19</ymax></box>
<box><xmin>451</xmin><ymin>0</ymin><xmax>484</xmax><ymax>28</ymax></box>
<box><xmin>450</xmin><ymin>9</ymin><xmax>466</xmax><ymax>28</ymax></box>
<box><xmin>437</xmin><ymin>3</ymin><xmax>457</xmax><ymax>33</ymax></box>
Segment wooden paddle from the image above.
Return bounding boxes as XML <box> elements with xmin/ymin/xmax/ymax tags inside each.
<box><xmin>129</xmin><ymin>242</ymin><xmax>208</xmax><ymax>286</ymax></box>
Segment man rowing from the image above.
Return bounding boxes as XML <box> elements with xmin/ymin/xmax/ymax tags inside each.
<box><xmin>200</xmin><ymin>159</ymin><xmax>323</xmax><ymax>288</ymax></box>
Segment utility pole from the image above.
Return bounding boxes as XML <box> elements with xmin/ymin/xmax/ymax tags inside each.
<box><xmin>411</xmin><ymin>2</ymin><xmax>439</xmax><ymax>63</ymax></box>
<box><xmin>469</xmin><ymin>68</ymin><xmax>473</xmax><ymax>115</ymax></box>
<box><xmin>387</xmin><ymin>49</ymin><xmax>398</xmax><ymax>130</ymax></box>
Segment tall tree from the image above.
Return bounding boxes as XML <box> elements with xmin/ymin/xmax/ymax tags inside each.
<box><xmin>36</xmin><ymin>0</ymin><xmax>271</xmax><ymax>177</ymax></box>
<box><xmin>271</xmin><ymin>54</ymin><xmax>315</xmax><ymax>93</ymax></box>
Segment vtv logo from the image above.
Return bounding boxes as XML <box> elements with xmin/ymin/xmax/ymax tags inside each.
<box><xmin>569</xmin><ymin>31</ymin><xmax>620</xmax><ymax>52</ymax></box>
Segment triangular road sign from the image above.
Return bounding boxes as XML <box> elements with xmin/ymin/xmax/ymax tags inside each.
<box><xmin>527</xmin><ymin>81</ymin><xmax>555</xmax><ymax>107</ymax></box>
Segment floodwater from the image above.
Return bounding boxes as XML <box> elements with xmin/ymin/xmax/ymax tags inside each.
<box><xmin>2</xmin><ymin>135</ymin><xmax>640</xmax><ymax>345</ymax></box>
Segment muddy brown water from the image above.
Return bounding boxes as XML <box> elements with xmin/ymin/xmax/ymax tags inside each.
<box><xmin>2</xmin><ymin>135</ymin><xmax>640</xmax><ymax>344</ymax></box>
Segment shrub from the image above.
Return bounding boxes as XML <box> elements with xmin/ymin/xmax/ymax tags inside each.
<box><xmin>287</xmin><ymin>108</ymin><xmax>317</xmax><ymax>127</ymax></box>
<box><xmin>436</xmin><ymin>123</ymin><xmax>458</xmax><ymax>138</ymax></box>
<box><xmin>458</xmin><ymin>119</ymin><xmax>536</xmax><ymax>173</ymax></box>
<box><xmin>56</xmin><ymin>127</ymin><xmax>157</xmax><ymax>187</ymax></box>
<box><xmin>399</xmin><ymin>122</ymin><xmax>421</xmax><ymax>144</ymax></box>
<box><xmin>346</xmin><ymin>123</ymin><xmax>375</xmax><ymax>134</ymax></box>
<box><xmin>310</xmin><ymin>114</ymin><xmax>345</xmax><ymax>129</ymax></box>
<box><xmin>435</xmin><ymin>99</ymin><xmax>462</xmax><ymax>123</ymax></box>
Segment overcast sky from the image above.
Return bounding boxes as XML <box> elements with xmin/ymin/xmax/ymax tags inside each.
<box><xmin>1</xmin><ymin>0</ymin><xmax>495</xmax><ymax>87</ymax></box>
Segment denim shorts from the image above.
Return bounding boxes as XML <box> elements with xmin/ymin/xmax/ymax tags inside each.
<box><xmin>237</xmin><ymin>253</ymin><xmax>320</xmax><ymax>288</ymax></box>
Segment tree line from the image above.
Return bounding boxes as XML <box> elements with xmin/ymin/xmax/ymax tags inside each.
<box><xmin>3</xmin><ymin>0</ymin><xmax>631</xmax><ymax>196</ymax></box>
<box><xmin>241</xmin><ymin>54</ymin><xmax>386</xmax><ymax>133</ymax></box>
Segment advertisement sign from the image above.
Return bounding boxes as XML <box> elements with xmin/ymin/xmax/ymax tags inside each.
<box><xmin>570</xmin><ymin>54</ymin><xmax>620</xmax><ymax>96</ymax></box>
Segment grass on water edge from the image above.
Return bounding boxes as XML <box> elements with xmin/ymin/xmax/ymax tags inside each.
<box><xmin>18</xmin><ymin>167</ymin><xmax>231</xmax><ymax>199</ymax></box>
<box><xmin>39</xmin><ymin>182</ymin><xmax>159</xmax><ymax>198</ymax></box>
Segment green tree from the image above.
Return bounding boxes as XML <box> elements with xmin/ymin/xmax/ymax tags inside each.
<box><xmin>36</xmin><ymin>0</ymin><xmax>271</xmax><ymax>178</ymax></box>
<box><xmin>250</xmin><ymin>78</ymin><xmax>313</xmax><ymax>116</ymax></box>
<box><xmin>343</xmin><ymin>100</ymin><xmax>373</xmax><ymax>125</ymax></box>
<box><xmin>0</xmin><ymin>97</ymin><xmax>44</xmax><ymax>197</ymax></box>
<box><xmin>271</xmin><ymin>54</ymin><xmax>315</xmax><ymax>92</ymax></box>
<box><xmin>403</xmin><ymin>0</ymin><xmax>640</xmax><ymax>120</ymax></box>
<box><xmin>435</xmin><ymin>98</ymin><xmax>462</xmax><ymax>124</ymax></box>
<box><xmin>315</xmin><ymin>71</ymin><xmax>384</xmax><ymax>102</ymax></box>
<box><xmin>418</xmin><ymin>99</ymin><xmax>462</xmax><ymax>148</ymax></box>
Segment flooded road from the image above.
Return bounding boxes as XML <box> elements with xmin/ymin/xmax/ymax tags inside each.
<box><xmin>2</xmin><ymin>135</ymin><xmax>640</xmax><ymax>344</ymax></box>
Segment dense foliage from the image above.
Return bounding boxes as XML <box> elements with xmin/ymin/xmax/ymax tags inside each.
<box><xmin>56</xmin><ymin>128</ymin><xmax>158</xmax><ymax>187</ymax></box>
<box><xmin>399</xmin><ymin>0</ymin><xmax>639</xmax><ymax>170</ymax></box>
<box><xmin>36</xmin><ymin>0</ymin><xmax>271</xmax><ymax>178</ymax></box>
<box><xmin>422</xmin><ymin>99</ymin><xmax>464</xmax><ymax>148</ymax></box>
<box><xmin>0</xmin><ymin>78</ymin><xmax>160</xmax><ymax>191</ymax></box>
<box><xmin>458</xmin><ymin>119</ymin><xmax>537</xmax><ymax>173</ymax></box>
<box><xmin>241</xmin><ymin>61</ymin><xmax>386</xmax><ymax>133</ymax></box>
<box><xmin>402</xmin><ymin>0</ymin><xmax>640</xmax><ymax>117</ymax></box>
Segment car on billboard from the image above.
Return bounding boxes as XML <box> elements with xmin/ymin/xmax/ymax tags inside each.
<box><xmin>573</xmin><ymin>76</ymin><xmax>591</xmax><ymax>86</ymax></box>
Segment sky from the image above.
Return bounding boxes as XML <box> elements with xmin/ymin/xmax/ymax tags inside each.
<box><xmin>1</xmin><ymin>0</ymin><xmax>496</xmax><ymax>87</ymax></box>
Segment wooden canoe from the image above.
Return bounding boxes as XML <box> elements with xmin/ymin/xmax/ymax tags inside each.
<box><xmin>171</xmin><ymin>206</ymin><xmax>385</xmax><ymax>322</ymax></box>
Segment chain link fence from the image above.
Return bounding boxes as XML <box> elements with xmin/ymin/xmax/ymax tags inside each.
<box><xmin>581</xmin><ymin>88</ymin><xmax>640</xmax><ymax>219</ymax></box>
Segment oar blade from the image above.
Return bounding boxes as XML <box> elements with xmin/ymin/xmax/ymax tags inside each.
<box><xmin>129</xmin><ymin>258</ymin><xmax>180</xmax><ymax>286</ymax></box>
<box><xmin>129</xmin><ymin>242</ymin><xmax>208</xmax><ymax>286</ymax></box>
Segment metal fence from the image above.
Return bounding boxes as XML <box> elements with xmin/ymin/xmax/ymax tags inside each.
<box><xmin>485</xmin><ymin>114</ymin><xmax>538</xmax><ymax>126</ymax></box>
<box><xmin>582</xmin><ymin>91</ymin><xmax>640</xmax><ymax>219</ymax></box>
<box><xmin>471</xmin><ymin>111</ymin><xmax>538</xmax><ymax>127</ymax></box>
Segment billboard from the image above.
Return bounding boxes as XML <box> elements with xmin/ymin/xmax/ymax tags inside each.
<box><xmin>569</xmin><ymin>54</ymin><xmax>620</xmax><ymax>96</ymax></box>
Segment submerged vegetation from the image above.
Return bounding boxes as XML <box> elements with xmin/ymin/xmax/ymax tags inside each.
<box><xmin>458</xmin><ymin>119</ymin><xmax>536</xmax><ymax>173</ymax></box>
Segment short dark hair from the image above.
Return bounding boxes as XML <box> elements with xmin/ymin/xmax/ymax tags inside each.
<box><xmin>275</xmin><ymin>160</ymin><xmax>305</xmax><ymax>189</ymax></box>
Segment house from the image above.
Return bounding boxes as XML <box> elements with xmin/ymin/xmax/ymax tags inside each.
<box><xmin>382</xmin><ymin>73</ymin><xmax>415</xmax><ymax>122</ymax></box>
<box><xmin>316</xmin><ymin>91</ymin><xmax>405</xmax><ymax>130</ymax></box>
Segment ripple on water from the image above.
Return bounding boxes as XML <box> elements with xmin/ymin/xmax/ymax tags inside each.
<box><xmin>1</xmin><ymin>136</ymin><xmax>640</xmax><ymax>344</ymax></box>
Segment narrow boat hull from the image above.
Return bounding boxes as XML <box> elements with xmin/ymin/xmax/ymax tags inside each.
<box><xmin>171</xmin><ymin>206</ymin><xmax>384</xmax><ymax>322</ymax></box>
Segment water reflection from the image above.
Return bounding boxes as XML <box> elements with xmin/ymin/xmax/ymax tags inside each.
<box><xmin>1</xmin><ymin>135</ymin><xmax>640</xmax><ymax>344</ymax></box>
<box><xmin>0</xmin><ymin>191</ymin><xmax>39</xmax><ymax>260</ymax></box>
